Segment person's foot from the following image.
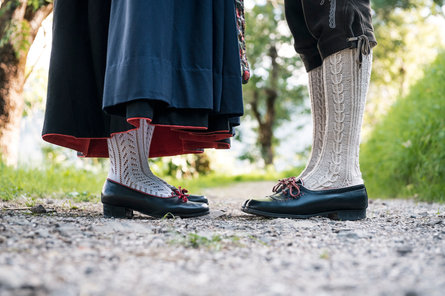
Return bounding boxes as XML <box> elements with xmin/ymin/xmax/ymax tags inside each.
<box><xmin>241</xmin><ymin>177</ymin><xmax>368</xmax><ymax>221</ymax></box>
<box><xmin>144</xmin><ymin>169</ymin><xmax>209</xmax><ymax>204</ymax></box>
<box><xmin>101</xmin><ymin>179</ymin><xmax>209</xmax><ymax>218</ymax></box>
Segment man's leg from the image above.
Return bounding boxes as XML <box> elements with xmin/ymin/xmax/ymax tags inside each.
<box><xmin>297</xmin><ymin>0</ymin><xmax>376</xmax><ymax>189</ymax></box>
<box><xmin>242</xmin><ymin>0</ymin><xmax>376</xmax><ymax>220</ymax></box>
<box><xmin>284</xmin><ymin>0</ymin><xmax>326</xmax><ymax>180</ymax></box>
<box><xmin>302</xmin><ymin>48</ymin><xmax>372</xmax><ymax>189</ymax></box>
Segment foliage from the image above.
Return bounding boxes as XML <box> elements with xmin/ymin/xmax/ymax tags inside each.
<box><xmin>27</xmin><ymin>0</ymin><xmax>52</xmax><ymax>12</ymax></box>
<box><xmin>0</xmin><ymin>0</ymin><xmax>52</xmax><ymax>57</ymax></box>
<box><xmin>0</xmin><ymin>0</ymin><xmax>53</xmax><ymax>165</ymax></box>
<box><xmin>363</xmin><ymin>0</ymin><xmax>445</xmax><ymax>136</ymax></box>
<box><xmin>372</xmin><ymin>0</ymin><xmax>444</xmax><ymax>16</ymax></box>
<box><xmin>361</xmin><ymin>51</ymin><xmax>445</xmax><ymax>202</ymax></box>
<box><xmin>151</xmin><ymin>153</ymin><xmax>212</xmax><ymax>180</ymax></box>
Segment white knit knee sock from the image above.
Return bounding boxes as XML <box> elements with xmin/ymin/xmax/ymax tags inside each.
<box><xmin>297</xmin><ymin>66</ymin><xmax>326</xmax><ymax>180</ymax></box>
<box><xmin>301</xmin><ymin>48</ymin><xmax>372</xmax><ymax>190</ymax></box>
<box><xmin>107</xmin><ymin>119</ymin><xmax>173</xmax><ymax>197</ymax></box>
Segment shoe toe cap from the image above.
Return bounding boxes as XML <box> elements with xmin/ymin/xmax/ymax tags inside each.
<box><xmin>242</xmin><ymin>199</ymin><xmax>251</xmax><ymax>209</ymax></box>
<box><xmin>187</xmin><ymin>194</ymin><xmax>209</xmax><ymax>204</ymax></box>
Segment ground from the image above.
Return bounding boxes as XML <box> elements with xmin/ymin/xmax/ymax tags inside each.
<box><xmin>0</xmin><ymin>181</ymin><xmax>444</xmax><ymax>296</ymax></box>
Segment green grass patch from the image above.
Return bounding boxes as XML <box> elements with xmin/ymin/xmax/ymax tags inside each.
<box><xmin>169</xmin><ymin>232</ymin><xmax>244</xmax><ymax>250</ymax></box>
<box><xmin>0</xmin><ymin>162</ymin><xmax>106</xmax><ymax>202</ymax></box>
<box><xmin>361</xmin><ymin>51</ymin><xmax>445</xmax><ymax>202</ymax></box>
<box><xmin>1</xmin><ymin>161</ymin><xmax>304</xmax><ymax>202</ymax></box>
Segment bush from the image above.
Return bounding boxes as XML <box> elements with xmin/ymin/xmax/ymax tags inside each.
<box><xmin>361</xmin><ymin>51</ymin><xmax>445</xmax><ymax>202</ymax></box>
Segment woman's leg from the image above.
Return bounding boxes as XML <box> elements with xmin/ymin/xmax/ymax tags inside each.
<box><xmin>107</xmin><ymin>120</ymin><xmax>172</xmax><ymax>197</ymax></box>
<box><xmin>103</xmin><ymin>119</ymin><xmax>209</xmax><ymax>218</ymax></box>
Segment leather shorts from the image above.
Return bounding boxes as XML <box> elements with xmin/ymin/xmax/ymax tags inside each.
<box><xmin>284</xmin><ymin>0</ymin><xmax>377</xmax><ymax>72</ymax></box>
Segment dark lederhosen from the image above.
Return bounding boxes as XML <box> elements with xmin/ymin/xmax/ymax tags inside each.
<box><xmin>284</xmin><ymin>0</ymin><xmax>377</xmax><ymax>72</ymax></box>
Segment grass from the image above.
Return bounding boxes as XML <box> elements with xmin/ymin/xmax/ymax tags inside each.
<box><xmin>0</xmin><ymin>161</ymin><xmax>304</xmax><ymax>203</ymax></box>
<box><xmin>169</xmin><ymin>232</ymin><xmax>244</xmax><ymax>250</ymax></box>
<box><xmin>360</xmin><ymin>51</ymin><xmax>445</xmax><ymax>202</ymax></box>
<box><xmin>0</xmin><ymin>162</ymin><xmax>106</xmax><ymax>202</ymax></box>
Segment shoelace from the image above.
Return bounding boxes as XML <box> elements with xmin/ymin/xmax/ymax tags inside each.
<box><xmin>272</xmin><ymin>177</ymin><xmax>301</xmax><ymax>198</ymax></box>
<box><xmin>347</xmin><ymin>35</ymin><xmax>371</xmax><ymax>68</ymax></box>
<box><xmin>174</xmin><ymin>186</ymin><xmax>189</xmax><ymax>203</ymax></box>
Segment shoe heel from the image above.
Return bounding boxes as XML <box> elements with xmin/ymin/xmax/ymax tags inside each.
<box><xmin>328</xmin><ymin>209</ymin><xmax>366</xmax><ymax>221</ymax></box>
<box><xmin>103</xmin><ymin>204</ymin><xmax>133</xmax><ymax>219</ymax></box>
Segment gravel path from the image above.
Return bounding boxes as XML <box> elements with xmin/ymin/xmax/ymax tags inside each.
<box><xmin>1</xmin><ymin>181</ymin><xmax>444</xmax><ymax>296</ymax></box>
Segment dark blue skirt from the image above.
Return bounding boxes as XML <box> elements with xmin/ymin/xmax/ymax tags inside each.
<box><xmin>42</xmin><ymin>0</ymin><xmax>244</xmax><ymax>158</ymax></box>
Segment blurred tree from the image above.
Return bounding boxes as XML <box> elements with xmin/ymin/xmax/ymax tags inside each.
<box><xmin>153</xmin><ymin>153</ymin><xmax>212</xmax><ymax>180</ymax></box>
<box><xmin>0</xmin><ymin>0</ymin><xmax>53</xmax><ymax>165</ymax></box>
<box><xmin>362</xmin><ymin>0</ymin><xmax>445</xmax><ymax>136</ymax></box>
<box><xmin>372</xmin><ymin>0</ymin><xmax>444</xmax><ymax>16</ymax></box>
<box><xmin>243</xmin><ymin>2</ymin><xmax>305</xmax><ymax>166</ymax></box>
<box><xmin>372</xmin><ymin>0</ymin><xmax>444</xmax><ymax>95</ymax></box>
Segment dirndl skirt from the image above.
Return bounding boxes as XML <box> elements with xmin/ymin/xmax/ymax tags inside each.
<box><xmin>42</xmin><ymin>0</ymin><xmax>244</xmax><ymax>158</ymax></box>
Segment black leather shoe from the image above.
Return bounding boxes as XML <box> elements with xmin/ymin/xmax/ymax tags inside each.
<box><xmin>173</xmin><ymin>187</ymin><xmax>208</xmax><ymax>204</ymax></box>
<box><xmin>241</xmin><ymin>177</ymin><xmax>368</xmax><ymax>221</ymax></box>
<box><xmin>101</xmin><ymin>179</ymin><xmax>209</xmax><ymax>218</ymax></box>
<box><xmin>187</xmin><ymin>194</ymin><xmax>208</xmax><ymax>204</ymax></box>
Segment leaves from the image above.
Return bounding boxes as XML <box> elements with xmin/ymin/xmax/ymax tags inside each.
<box><xmin>0</xmin><ymin>0</ymin><xmax>53</xmax><ymax>58</ymax></box>
<box><xmin>361</xmin><ymin>51</ymin><xmax>445</xmax><ymax>202</ymax></box>
<box><xmin>26</xmin><ymin>0</ymin><xmax>52</xmax><ymax>12</ymax></box>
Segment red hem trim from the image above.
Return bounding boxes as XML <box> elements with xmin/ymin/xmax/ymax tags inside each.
<box><xmin>42</xmin><ymin>116</ymin><xmax>234</xmax><ymax>158</ymax></box>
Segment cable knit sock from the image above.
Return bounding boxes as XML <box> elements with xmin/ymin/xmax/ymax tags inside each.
<box><xmin>297</xmin><ymin>66</ymin><xmax>326</xmax><ymax>180</ymax></box>
<box><xmin>301</xmin><ymin>48</ymin><xmax>372</xmax><ymax>190</ymax></box>
<box><xmin>107</xmin><ymin>120</ymin><xmax>173</xmax><ymax>197</ymax></box>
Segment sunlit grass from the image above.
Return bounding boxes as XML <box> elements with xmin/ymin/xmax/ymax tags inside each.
<box><xmin>0</xmin><ymin>161</ymin><xmax>304</xmax><ymax>203</ymax></box>
<box><xmin>0</xmin><ymin>162</ymin><xmax>106</xmax><ymax>202</ymax></box>
<box><xmin>361</xmin><ymin>50</ymin><xmax>445</xmax><ymax>203</ymax></box>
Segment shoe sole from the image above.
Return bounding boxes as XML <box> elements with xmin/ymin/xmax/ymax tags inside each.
<box><xmin>241</xmin><ymin>207</ymin><xmax>366</xmax><ymax>221</ymax></box>
<box><xmin>103</xmin><ymin>203</ymin><xmax>210</xmax><ymax>219</ymax></box>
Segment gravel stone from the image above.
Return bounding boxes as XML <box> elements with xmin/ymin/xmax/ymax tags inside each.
<box><xmin>0</xmin><ymin>182</ymin><xmax>444</xmax><ymax>296</ymax></box>
<box><xmin>30</xmin><ymin>205</ymin><xmax>47</xmax><ymax>214</ymax></box>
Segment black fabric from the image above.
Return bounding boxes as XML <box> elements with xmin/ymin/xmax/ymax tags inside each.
<box><xmin>284</xmin><ymin>0</ymin><xmax>377</xmax><ymax>72</ymax></box>
<box><xmin>42</xmin><ymin>0</ymin><xmax>244</xmax><ymax>158</ymax></box>
<box><xmin>43</xmin><ymin>0</ymin><xmax>134</xmax><ymax>139</ymax></box>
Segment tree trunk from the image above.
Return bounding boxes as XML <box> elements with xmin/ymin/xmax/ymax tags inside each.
<box><xmin>0</xmin><ymin>45</ymin><xmax>26</xmax><ymax>166</ymax></box>
<box><xmin>250</xmin><ymin>45</ymin><xmax>279</xmax><ymax>166</ymax></box>
<box><xmin>0</xmin><ymin>1</ymin><xmax>53</xmax><ymax>165</ymax></box>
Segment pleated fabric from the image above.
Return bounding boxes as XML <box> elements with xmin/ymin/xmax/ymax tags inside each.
<box><xmin>42</xmin><ymin>0</ymin><xmax>244</xmax><ymax>158</ymax></box>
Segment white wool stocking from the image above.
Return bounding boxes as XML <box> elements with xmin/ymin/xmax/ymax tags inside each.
<box><xmin>301</xmin><ymin>48</ymin><xmax>372</xmax><ymax>190</ymax></box>
<box><xmin>297</xmin><ymin>66</ymin><xmax>326</xmax><ymax>180</ymax></box>
<box><xmin>107</xmin><ymin>119</ymin><xmax>173</xmax><ymax>197</ymax></box>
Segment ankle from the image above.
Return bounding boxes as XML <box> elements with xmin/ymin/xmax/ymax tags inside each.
<box><xmin>301</xmin><ymin>177</ymin><xmax>364</xmax><ymax>191</ymax></box>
